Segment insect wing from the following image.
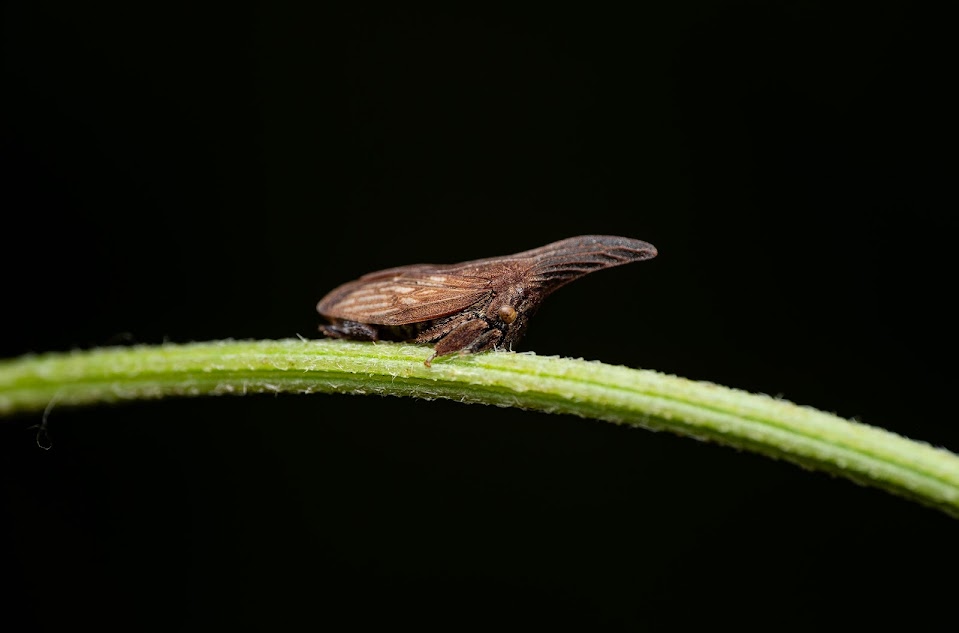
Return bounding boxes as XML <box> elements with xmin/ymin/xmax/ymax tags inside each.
<box><xmin>524</xmin><ymin>235</ymin><xmax>658</xmax><ymax>288</ymax></box>
<box><xmin>317</xmin><ymin>264</ymin><xmax>492</xmax><ymax>325</ymax></box>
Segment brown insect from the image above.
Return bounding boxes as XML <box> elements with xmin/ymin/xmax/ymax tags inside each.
<box><xmin>317</xmin><ymin>235</ymin><xmax>658</xmax><ymax>366</ymax></box>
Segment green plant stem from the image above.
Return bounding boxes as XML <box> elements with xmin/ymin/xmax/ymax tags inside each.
<box><xmin>2</xmin><ymin>339</ymin><xmax>957</xmax><ymax>517</ymax></box>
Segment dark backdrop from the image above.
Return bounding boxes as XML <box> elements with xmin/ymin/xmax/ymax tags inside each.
<box><xmin>2</xmin><ymin>3</ymin><xmax>956</xmax><ymax>628</ymax></box>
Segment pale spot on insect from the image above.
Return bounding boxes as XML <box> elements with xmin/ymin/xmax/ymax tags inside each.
<box><xmin>399</xmin><ymin>297</ymin><xmax>419</xmax><ymax>305</ymax></box>
<box><xmin>348</xmin><ymin>302</ymin><xmax>391</xmax><ymax>311</ymax></box>
<box><xmin>350</xmin><ymin>294</ymin><xmax>391</xmax><ymax>305</ymax></box>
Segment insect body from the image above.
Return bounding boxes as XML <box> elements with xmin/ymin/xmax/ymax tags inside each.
<box><xmin>317</xmin><ymin>235</ymin><xmax>657</xmax><ymax>366</ymax></box>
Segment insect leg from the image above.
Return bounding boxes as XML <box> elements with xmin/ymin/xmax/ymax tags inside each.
<box><xmin>463</xmin><ymin>328</ymin><xmax>502</xmax><ymax>354</ymax></box>
<box><xmin>424</xmin><ymin>317</ymin><xmax>490</xmax><ymax>366</ymax></box>
<box><xmin>319</xmin><ymin>319</ymin><xmax>380</xmax><ymax>341</ymax></box>
<box><xmin>414</xmin><ymin>312</ymin><xmax>474</xmax><ymax>345</ymax></box>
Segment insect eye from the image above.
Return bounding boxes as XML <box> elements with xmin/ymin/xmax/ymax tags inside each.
<box><xmin>498</xmin><ymin>305</ymin><xmax>517</xmax><ymax>324</ymax></box>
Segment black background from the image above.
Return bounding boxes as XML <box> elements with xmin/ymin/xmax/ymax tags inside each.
<box><xmin>2</xmin><ymin>2</ymin><xmax>956</xmax><ymax>629</ymax></box>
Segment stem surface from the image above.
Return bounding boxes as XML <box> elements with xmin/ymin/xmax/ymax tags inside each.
<box><xmin>2</xmin><ymin>339</ymin><xmax>957</xmax><ymax>517</ymax></box>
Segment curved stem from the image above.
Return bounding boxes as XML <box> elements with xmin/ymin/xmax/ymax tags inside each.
<box><xmin>2</xmin><ymin>339</ymin><xmax>958</xmax><ymax>517</ymax></box>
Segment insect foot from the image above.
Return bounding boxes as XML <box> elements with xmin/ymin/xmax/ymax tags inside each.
<box><xmin>317</xmin><ymin>235</ymin><xmax>657</xmax><ymax>366</ymax></box>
